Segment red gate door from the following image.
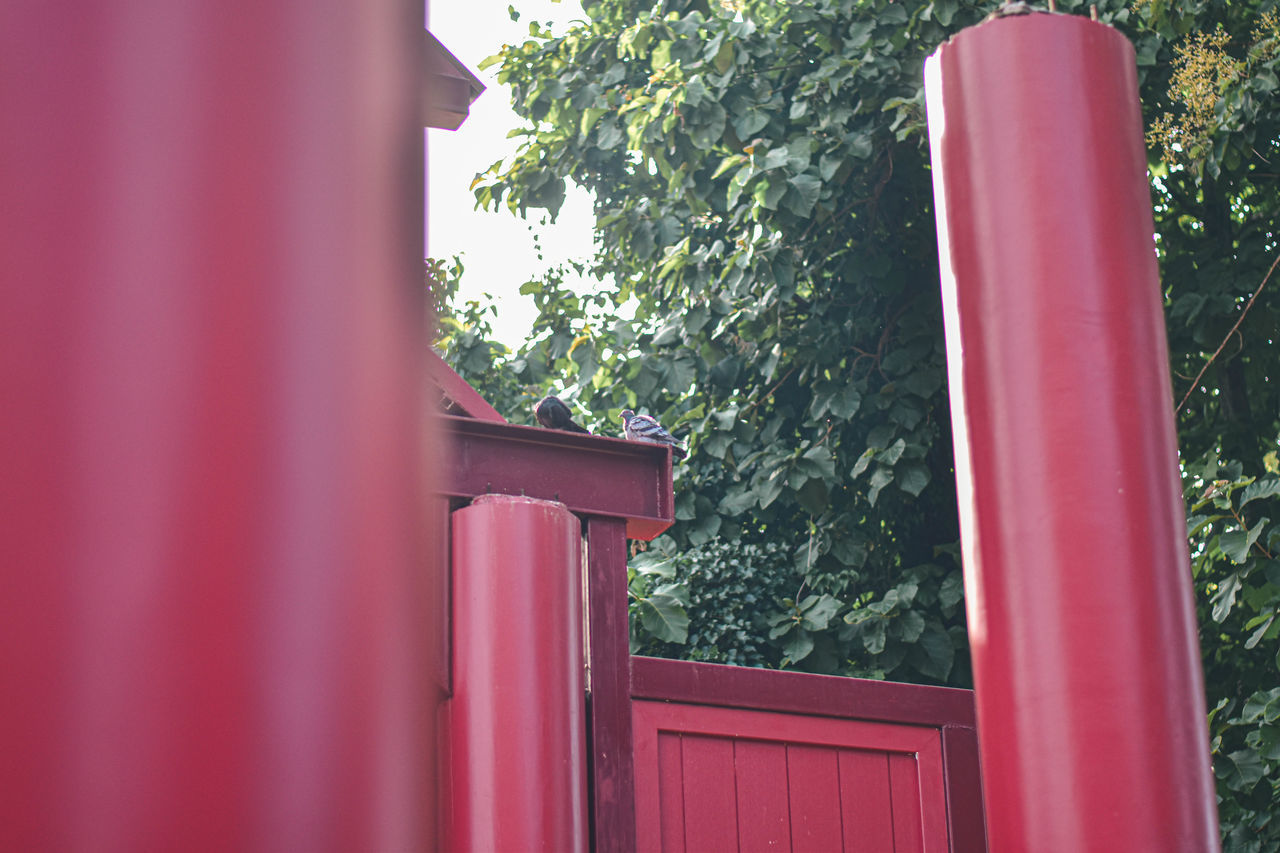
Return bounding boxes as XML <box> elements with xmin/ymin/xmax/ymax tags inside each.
<box><xmin>633</xmin><ymin>702</ymin><xmax>947</xmax><ymax>852</ymax></box>
<box><xmin>629</xmin><ymin>659</ymin><xmax>982</xmax><ymax>853</ymax></box>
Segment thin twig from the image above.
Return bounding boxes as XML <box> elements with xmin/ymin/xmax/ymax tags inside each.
<box><xmin>743</xmin><ymin>365</ymin><xmax>798</xmax><ymax>414</ymax></box>
<box><xmin>1175</xmin><ymin>250</ymin><xmax>1280</xmax><ymax>414</ymax></box>
<box><xmin>1228</xmin><ymin>504</ymin><xmax>1274</xmax><ymax>560</ymax></box>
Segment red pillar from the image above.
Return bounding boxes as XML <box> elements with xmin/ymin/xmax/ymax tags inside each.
<box><xmin>0</xmin><ymin>2</ymin><xmax>430</xmax><ymax>850</ymax></box>
<box><xmin>447</xmin><ymin>495</ymin><xmax>589</xmax><ymax>852</ymax></box>
<box><xmin>925</xmin><ymin>14</ymin><xmax>1218</xmax><ymax>851</ymax></box>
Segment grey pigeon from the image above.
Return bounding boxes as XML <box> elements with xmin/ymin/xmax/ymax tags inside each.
<box><xmin>620</xmin><ymin>409</ymin><xmax>687</xmax><ymax>459</ymax></box>
<box><xmin>536</xmin><ymin>395</ymin><xmax>590</xmax><ymax>433</ymax></box>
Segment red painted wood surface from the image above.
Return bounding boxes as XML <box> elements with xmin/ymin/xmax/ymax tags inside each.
<box><xmin>788</xmin><ymin>745</ymin><xmax>844</xmax><ymax>850</ymax></box>
<box><xmin>633</xmin><ymin>699</ymin><xmax>950</xmax><ymax>852</ymax></box>
<box><xmin>447</xmin><ymin>495</ymin><xmax>588</xmax><ymax>852</ymax></box>
<box><xmin>441</xmin><ymin>415</ymin><xmax>674</xmax><ymax>540</ymax></box>
<box><xmin>586</xmin><ymin>518</ymin><xmax>640</xmax><ymax>853</ymax></box>
<box><xmin>838</xmin><ymin>751</ymin><xmax>895</xmax><ymax>851</ymax></box>
<box><xmin>734</xmin><ymin>740</ymin><xmax>791</xmax><ymax>849</ymax></box>
<box><xmin>632</xmin><ymin>657</ymin><xmax>976</xmax><ymax>727</ymax></box>
<box><xmin>632</xmin><ymin>657</ymin><xmax>984</xmax><ymax>852</ymax></box>
<box><xmin>428</xmin><ymin>351</ymin><xmax>506</xmax><ymax>422</ymax></box>
<box><xmin>1</xmin><ymin>3</ymin><xmax>430</xmax><ymax>849</ymax></box>
<box><xmin>925</xmin><ymin>14</ymin><xmax>1217</xmax><ymax>851</ymax></box>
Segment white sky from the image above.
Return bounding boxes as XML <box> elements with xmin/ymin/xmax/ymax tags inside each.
<box><xmin>428</xmin><ymin>0</ymin><xmax>596</xmax><ymax>348</ymax></box>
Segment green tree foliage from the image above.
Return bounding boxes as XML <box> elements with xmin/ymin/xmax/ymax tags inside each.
<box><xmin>437</xmin><ymin>0</ymin><xmax>1280</xmax><ymax>841</ymax></box>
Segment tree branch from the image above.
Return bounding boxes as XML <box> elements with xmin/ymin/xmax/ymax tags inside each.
<box><xmin>1175</xmin><ymin>249</ymin><xmax>1280</xmax><ymax>415</ymax></box>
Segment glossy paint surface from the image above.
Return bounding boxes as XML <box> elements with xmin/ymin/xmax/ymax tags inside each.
<box><xmin>448</xmin><ymin>495</ymin><xmax>588</xmax><ymax>852</ymax></box>
<box><xmin>925</xmin><ymin>14</ymin><xmax>1218</xmax><ymax>851</ymax></box>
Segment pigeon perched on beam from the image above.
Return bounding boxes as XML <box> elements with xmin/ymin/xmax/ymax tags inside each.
<box><xmin>535</xmin><ymin>395</ymin><xmax>590</xmax><ymax>434</ymax></box>
<box><xmin>620</xmin><ymin>409</ymin><xmax>687</xmax><ymax>458</ymax></box>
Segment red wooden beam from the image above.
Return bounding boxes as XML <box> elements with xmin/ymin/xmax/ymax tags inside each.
<box><xmin>441</xmin><ymin>414</ymin><xmax>675</xmax><ymax>541</ymax></box>
<box><xmin>631</xmin><ymin>657</ymin><xmax>976</xmax><ymax>728</ymax></box>
<box><xmin>925</xmin><ymin>13</ymin><xmax>1218</xmax><ymax>851</ymax></box>
<box><xmin>585</xmin><ymin>518</ymin><xmax>637</xmax><ymax>853</ymax></box>
<box><xmin>428</xmin><ymin>351</ymin><xmax>506</xmax><ymax>422</ymax></box>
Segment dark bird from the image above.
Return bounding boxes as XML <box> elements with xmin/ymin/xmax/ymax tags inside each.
<box><xmin>620</xmin><ymin>409</ymin><xmax>687</xmax><ymax>459</ymax></box>
<box><xmin>535</xmin><ymin>395</ymin><xmax>590</xmax><ymax>433</ymax></box>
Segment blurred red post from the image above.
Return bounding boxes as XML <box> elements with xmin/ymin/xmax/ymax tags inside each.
<box><xmin>925</xmin><ymin>13</ymin><xmax>1219</xmax><ymax>851</ymax></box>
<box><xmin>0</xmin><ymin>1</ymin><xmax>431</xmax><ymax>849</ymax></box>
<box><xmin>447</xmin><ymin>495</ymin><xmax>589</xmax><ymax>852</ymax></box>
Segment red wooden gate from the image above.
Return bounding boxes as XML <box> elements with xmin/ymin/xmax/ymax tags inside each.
<box><xmin>629</xmin><ymin>658</ymin><xmax>981</xmax><ymax>853</ymax></box>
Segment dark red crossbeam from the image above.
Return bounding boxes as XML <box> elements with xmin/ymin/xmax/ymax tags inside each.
<box><xmin>440</xmin><ymin>415</ymin><xmax>674</xmax><ymax>541</ymax></box>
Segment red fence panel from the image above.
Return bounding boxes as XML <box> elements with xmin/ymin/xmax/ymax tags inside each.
<box><xmin>631</xmin><ymin>658</ymin><xmax>979</xmax><ymax>853</ymax></box>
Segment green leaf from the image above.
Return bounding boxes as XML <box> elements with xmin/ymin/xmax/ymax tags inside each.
<box><xmin>868</xmin><ymin>466</ymin><xmax>893</xmax><ymax>507</ymax></box>
<box><xmin>782</xmin><ymin>627</ymin><xmax>815</xmax><ymax>663</ymax></box>
<box><xmin>712</xmin><ymin>154</ymin><xmax>748</xmax><ymax>180</ymax></box>
<box><xmin>829</xmin><ymin>385</ymin><xmax>861</xmax><ymax>419</ymax></box>
<box><xmin>718</xmin><ymin>489</ymin><xmax>757</xmax><ymax>516</ymax></box>
<box><xmin>1221</xmin><ymin>517</ymin><xmax>1268</xmax><ymax>564</ymax></box>
<box><xmin>1241</xmin><ymin>479</ymin><xmax>1280</xmax><ymax>507</ymax></box>
<box><xmin>879</xmin><ymin>438</ymin><xmax>907</xmax><ymax>466</ymax></box>
<box><xmin>896</xmin><ymin>461</ymin><xmax>931</xmax><ymax>497</ymax></box>
<box><xmin>897</xmin><ymin>609</ymin><xmax>926</xmax><ymax>643</ymax></box>
<box><xmin>861</xmin><ymin>619</ymin><xmax>886</xmax><ymax>654</ymax></box>
<box><xmin>1219</xmin><ymin>749</ymin><xmax>1266</xmax><ymax>792</ymax></box>
<box><xmin>851</xmin><ymin>448</ymin><xmax>875</xmax><ymax>478</ymax></box>
<box><xmin>916</xmin><ymin>624</ymin><xmax>955</xmax><ymax>680</ymax></box>
<box><xmin>1246</xmin><ymin>615</ymin><xmax>1275</xmax><ymax>650</ymax></box>
<box><xmin>801</xmin><ymin>594</ymin><xmax>840</xmax><ymax>631</ymax></box>
<box><xmin>939</xmin><ymin>572</ymin><xmax>964</xmax><ymax>609</ymax></box>
<box><xmin>784</xmin><ymin>173</ymin><xmax>823</xmax><ymax>217</ymax></box>
<box><xmin>580</xmin><ymin>107</ymin><xmax>608</xmax><ymax>138</ymax></box>
<box><xmin>637</xmin><ymin>587</ymin><xmax>690</xmax><ymax>643</ymax></box>
<box><xmin>727</xmin><ymin>162</ymin><xmax>755</xmax><ymax>207</ymax></box>
<box><xmin>1212</xmin><ymin>573</ymin><xmax>1243</xmax><ymax>623</ymax></box>
<box><xmin>713</xmin><ymin>40</ymin><xmax>735</xmax><ymax>74</ymax></box>
<box><xmin>733</xmin><ymin>107</ymin><xmax>769</xmax><ymax>139</ymax></box>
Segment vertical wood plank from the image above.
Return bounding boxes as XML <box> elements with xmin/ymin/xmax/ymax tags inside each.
<box><xmin>586</xmin><ymin>518</ymin><xmax>636</xmax><ymax>853</ymax></box>
<box><xmin>787</xmin><ymin>744</ymin><xmax>843</xmax><ymax>851</ymax></box>
<box><xmin>658</xmin><ymin>733</ymin><xmax>686</xmax><ymax>852</ymax></box>
<box><xmin>889</xmin><ymin>753</ymin><xmax>924</xmax><ymax>853</ymax></box>
<box><xmin>630</xmin><ymin>702</ymin><xmax>663</xmax><ymax>852</ymax></box>
<box><xmin>838</xmin><ymin>750</ymin><xmax>894</xmax><ymax>852</ymax></box>
<box><xmin>681</xmin><ymin>735</ymin><xmax>740</xmax><ymax>852</ymax></box>
<box><xmin>941</xmin><ymin>726</ymin><xmax>987</xmax><ymax>853</ymax></box>
<box><xmin>733</xmin><ymin>740</ymin><xmax>790</xmax><ymax>851</ymax></box>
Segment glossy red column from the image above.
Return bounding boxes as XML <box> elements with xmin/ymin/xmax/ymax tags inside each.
<box><xmin>0</xmin><ymin>2</ymin><xmax>430</xmax><ymax>850</ymax></box>
<box><xmin>925</xmin><ymin>14</ymin><xmax>1218</xmax><ymax>851</ymax></box>
<box><xmin>448</xmin><ymin>495</ymin><xmax>588</xmax><ymax>852</ymax></box>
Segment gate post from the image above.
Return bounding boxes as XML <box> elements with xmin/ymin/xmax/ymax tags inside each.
<box><xmin>924</xmin><ymin>14</ymin><xmax>1218</xmax><ymax>851</ymax></box>
<box><xmin>448</xmin><ymin>495</ymin><xmax>588</xmax><ymax>852</ymax></box>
